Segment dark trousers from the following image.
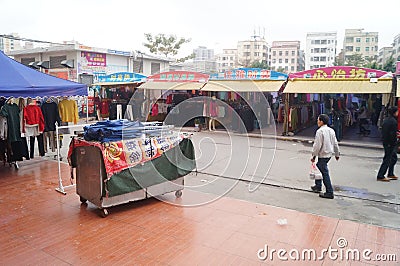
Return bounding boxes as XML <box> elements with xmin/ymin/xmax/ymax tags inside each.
<box><xmin>29</xmin><ymin>134</ymin><xmax>45</xmax><ymax>158</ymax></box>
<box><xmin>315</xmin><ymin>157</ymin><xmax>333</xmax><ymax>194</ymax></box>
<box><xmin>377</xmin><ymin>143</ymin><xmax>397</xmax><ymax>178</ymax></box>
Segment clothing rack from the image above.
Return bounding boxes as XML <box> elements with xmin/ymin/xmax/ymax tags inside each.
<box><xmin>55</xmin><ymin>121</ymin><xmax>175</xmax><ymax>195</ymax></box>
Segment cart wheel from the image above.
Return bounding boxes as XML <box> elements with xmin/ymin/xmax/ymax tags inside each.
<box><xmin>101</xmin><ymin>208</ymin><xmax>109</xmax><ymax>218</ymax></box>
<box><xmin>175</xmin><ymin>190</ymin><xmax>182</xmax><ymax>198</ymax></box>
<box><xmin>80</xmin><ymin>196</ymin><xmax>87</xmax><ymax>204</ymax></box>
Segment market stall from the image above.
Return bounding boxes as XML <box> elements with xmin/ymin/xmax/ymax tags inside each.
<box><xmin>201</xmin><ymin>68</ymin><xmax>288</xmax><ymax>132</ymax></box>
<box><xmin>283</xmin><ymin>66</ymin><xmax>394</xmax><ymax>139</ymax></box>
<box><xmin>0</xmin><ymin>51</ymin><xmax>87</xmax><ymax>170</ymax></box>
<box><xmin>68</xmin><ymin>120</ymin><xmax>195</xmax><ymax>217</ymax></box>
<box><xmin>137</xmin><ymin>71</ymin><xmax>209</xmax><ymax>124</ymax></box>
<box><xmin>93</xmin><ymin>72</ymin><xmax>147</xmax><ymax>120</ymax></box>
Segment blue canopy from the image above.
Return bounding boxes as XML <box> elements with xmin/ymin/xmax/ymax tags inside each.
<box><xmin>0</xmin><ymin>51</ymin><xmax>87</xmax><ymax>97</ymax></box>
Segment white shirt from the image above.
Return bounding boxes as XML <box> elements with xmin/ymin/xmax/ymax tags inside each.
<box><xmin>312</xmin><ymin>125</ymin><xmax>340</xmax><ymax>158</ymax></box>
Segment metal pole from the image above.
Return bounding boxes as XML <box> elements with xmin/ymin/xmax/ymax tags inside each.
<box><xmin>55</xmin><ymin>123</ymin><xmax>66</xmax><ymax>195</ymax></box>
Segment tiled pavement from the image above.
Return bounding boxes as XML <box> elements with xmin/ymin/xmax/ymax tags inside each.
<box><xmin>0</xmin><ymin>159</ymin><xmax>399</xmax><ymax>265</ymax></box>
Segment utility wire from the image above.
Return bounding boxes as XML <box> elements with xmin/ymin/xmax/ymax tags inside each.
<box><xmin>0</xmin><ymin>34</ymin><xmax>66</xmax><ymax>45</ymax></box>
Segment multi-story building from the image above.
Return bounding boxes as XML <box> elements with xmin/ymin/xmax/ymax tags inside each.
<box><xmin>8</xmin><ymin>43</ymin><xmax>172</xmax><ymax>83</ymax></box>
<box><xmin>216</xmin><ymin>49</ymin><xmax>238</xmax><ymax>73</ymax></box>
<box><xmin>377</xmin><ymin>47</ymin><xmax>394</xmax><ymax>68</ymax></box>
<box><xmin>183</xmin><ymin>46</ymin><xmax>217</xmax><ymax>73</ymax></box>
<box><xmin>343</xmin><ymin>29</ymin><xmax>379</xmax><ymax>64</ymax></box>
<box><xmin>393</xmin><ymin>33</ymin><xmax>400</xmax><ymax>61</ymax></box>
<box><xmin>236</xmin><ymin>38</ymin><xmax>269</xmax><ymax>67</ymax></box>
<box><xmin>270</xmin><ymin>41</ymin><xmax>302</xmax><ymax>73</ymax></box>
<box><xmin>0</xmin><ymin>33</ymin><xmax>22</xmax><ymax>53</ymax></box>
<box><xmin>305</xmin><ymin>32</ymin><xmax>337</xmax><ymax>69</ymax></box>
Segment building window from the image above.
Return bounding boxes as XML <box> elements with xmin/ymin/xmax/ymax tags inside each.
<box><xmin>321</xmin><ymin>40</ymin><xmax>327</xmax><ymax>44</ymax></box>
<box><xmin>285</xmin><ymin>59</ymin><xmax>288</xmax><ymax>63</ymax></box>
<box><xmin>320</xmin><ymin>56</ymin><xmax>326</xmax><ymax>61</ymax></box>
<box><xmin>328</xmin><ymin>40</ymin><xmax>331</xmax><ymax>44</ymax></box>
<box><xmin>272</xmin><ymin>59</ymin><xmax>276</xmax><ymax>63</ymax></box>
<box><xmin>345</xmin><ymin>46</ymin><xmax>354</xmax><ymax>52</ymax></box>
<box><xmin>292</xmin><ymin>51</ymin><xmax>295</xmax><ymax>56</ymax></box>
<box><xmin>151</xmin><ymin>62</ymin><xmax>160</xmax><ymax>75</ymax></box>
<box><xmin>285</xmin><ymin>66</ymin><xmax>288</xmax><ymax>71</ymax></box>
<box><xmin>315</xmin><ymin>40</ymin><xmax>321</xmax><ymax>44</ymax></box>
<box><xmin>346</xmin><ymin>37</ymin><xmax>354</xmax><ymax>43</ymax></box>
<box><xmin>285</xmin><ymin>51</ymin><xmax>289</xmax><ymax>56</ymax></box>
<box><xmin>311</xmin><ymin>49</ymin><xmax>314</xmax><ymax>53</ymax></box>
<box><xmin>291</xmin><ymin>66</ymin><xmax>295</xmax><ymax>71</ymax></box>
<box><xmin>365</xmin><ymin>47</ymin><xmax>370</xmax><ymax>52</ymax></box>
<box><xmin>279</xmin><ymin>59</ymin><xmax>282</xmax><ymax>63</ymax></box>
<box><xmin>321</xmin><ymin>48</ymin><xmax>327</xmax><ymax>53</ymax></box>
<box><xmin>314</xmin><ymin>48</ymin><xmax>320</xmax><ymax>53</ymax></box>
<box><xmin>356</xmin><ymin>38</ymin><xmax>361</xmax><ymax>42</ymax></box>
<box><xmin>314</xmin><ymin>57</ymin><xmax>319</xmax><ymax>61</ymax></box>
<box><xmin>291</xmin><ymin>58</ymin><xmax>295</xmax><ymax>63</ymax></box>
<box><xmin>355</xmin><ymin>47</ymin><xmax>360</xmax><ymax>52</ymax></box>
<box><xmin>279</xmin><ymin>51</ymin><xmax>282</xmax><ymax>56</ymax></box>
<box><xmin>254</xmin><ymin>52</ymin><xmax>260</xmax><ymax>56</ymax></box>
<box><xmin>230</xmin><ymin>57</ymin><xmax>233</xmax><ymax>60</ymax></box>
<box><xmin>273</xmin><ymin>51</ymin><xmax>276</xmax><ymax>56</ymax></box>
<box><xmin>244</xmin><ymin>45</ymin><xmax>250</xmax><ymax>49</ymax></box>
<box><xmin>49</xmin><ymin>55</ymin><xmax>67</xmax><ymax>69</ymax></box>
<box><xmin>366</xmin><ymin>38</ymin><xmax>370</xmax><ymax>42</ymax></box>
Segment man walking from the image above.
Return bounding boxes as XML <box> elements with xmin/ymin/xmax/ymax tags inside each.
<box><xmin>311</xmin><ymin>114</ymin><xmax>340</xmax><ymax>199</ymax></box>
<box><xmin>377</xmin><ymin>106</ymin><xmax>398</xmax><ymax>182</ymax></box>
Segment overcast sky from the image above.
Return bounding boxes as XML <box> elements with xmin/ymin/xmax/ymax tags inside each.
<box><xmin>1</xmin><ymin>0</ymin><xmax>399</xmax><ymax>58</ymax></box>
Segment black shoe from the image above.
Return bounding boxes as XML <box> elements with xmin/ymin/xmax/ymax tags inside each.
<box><xmin>319</xmin><ymin>192</ymin><xmax>334</xmax><ymax>199</ymax></box>
<box><xmin>311</xmin><ymin>185</ymin><xmax>322</xmax><ymax>193</ymax></box>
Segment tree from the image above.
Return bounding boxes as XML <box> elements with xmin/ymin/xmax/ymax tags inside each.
<box><xmin>382</xmin><ymin>56</ymin><xmax>396</xmax><ymax>73</ymax></box>
<box><xmin>276</xmin><ymin>67</ymin><xmax>285</xmax><ymax>73</ymax></box>
<box><xmin>250</xmin><ymin>60</ymin><xmax>270</xmax><ymax>69</ymax></box>
<box><xmin>143</xmin><ymin>33</ymin><xmax>193</xmax><ymax>62</ymax></box>
<box><xmin>364</xmin><ymin>56</ymin><xmax>378</xmax><ymax>69</ymax></box>
<box><xmin>345</xmin><ymin>53</ymin><xmax>365</xmax><ymax>67</ymax></box>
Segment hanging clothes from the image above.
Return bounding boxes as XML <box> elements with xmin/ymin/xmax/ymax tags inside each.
<box><xmin>0</xmin><ymin>102</ymin><xmax>21</xmax><ymax>143</ymax></box>
<box><xmin>58</xmin><ymin>98</ymin><xmax>79</xmax><ymax>124</ymax></box>
<box><xmin>23</xmin><ymin>104</ymin><xmax>45</xmax><ymax>133</ymax></box>
<box><xmin>42</xmin><ymin>101</ymin><xmax>61</xmax><ymax>153</ymax></box>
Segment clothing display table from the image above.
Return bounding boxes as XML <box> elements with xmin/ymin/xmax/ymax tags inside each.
<box><xmin>68</xmin><ymin>127</ymin><xmax>195</xmax><ymax>217</ymax></box>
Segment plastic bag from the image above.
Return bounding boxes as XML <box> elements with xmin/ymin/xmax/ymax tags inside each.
<box><xmin>309</xmin><ymin>162</ymin><xmax>323</xmax><ymax>180</ymax></box>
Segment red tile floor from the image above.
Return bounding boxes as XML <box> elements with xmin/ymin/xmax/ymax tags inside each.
<box><xmin>0</xmin><ymin>159</ymin><xmax>399</xmax><ymax>265</ymax></box>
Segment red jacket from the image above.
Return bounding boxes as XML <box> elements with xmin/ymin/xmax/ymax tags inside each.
<box><xmin>23</xmin><ymin>105</ymin><xmax>45</xmax><ymax>133</ymax></box>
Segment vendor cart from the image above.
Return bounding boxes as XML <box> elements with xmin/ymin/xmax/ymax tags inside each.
<box><xmin>68</xmin><ymin>121</ymin><xmax>195</xmax><ymax>217</ymax></box>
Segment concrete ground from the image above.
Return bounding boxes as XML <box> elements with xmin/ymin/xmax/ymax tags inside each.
<box><xmin>45</xmin><ymin>122</ymin><xmax>400</xmax><ymax>230</ymax></box>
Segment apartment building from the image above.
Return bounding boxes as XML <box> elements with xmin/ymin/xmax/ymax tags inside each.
<box><xmin>184</xmin><ymin>46</ymin><xmax>217</xmax><ymax>73</ymax></box>
<box><xmin>305</xmin><ymin>32</ymin><xmax>337</xmax><ymax>69</ymax></box>
<box><xmin>236</xmin><ymin>38</ymin><xmax>269</xmax><ymax>67</ymax></box>
<box><xmin>377</xmin><ymin>47</ymin><xmax>394</xmax><ymax>68</ymax></box>
<box><xmin>393</xmin><ymin>33</ymin><xmax>400</xmax><ymax>61</ymax></box>
<box><xmin>0</xmin><ymin>33</ymin><xmax>22</xmax><ymax>53</ymax></box>
<box><xmin>270</xmin><ymin>41</ymin><xmax>302</xmax><ymax>73</ymax></box>
<box><xmin>343</xmin><ymin>29</ymin><xmax>379</xmax><ymax>63</ymax></box>
<box><xmin>216</xmin><ymin>49</ymin><xmax>238</xmax><ymax>73</ymax></box>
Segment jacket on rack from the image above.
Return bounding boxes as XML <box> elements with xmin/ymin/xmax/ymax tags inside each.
<box><xmin>41</xmin><ymin>102</ymin><xmax>61</xmax><ymax>132</ymax></box>
<box><xmin>0</xmin><ymin>103</ymin><xmax>21</xmax><ymax>142</ymax></box>
<box><xmin>59</xmin><ymin>99</ymin><xmax>79</xmax><ymax>124</ymax></box>
<box><xmin>23</xmin><ymin>105</ymin><xmax>45</xmax><ymax>133</ymax></box>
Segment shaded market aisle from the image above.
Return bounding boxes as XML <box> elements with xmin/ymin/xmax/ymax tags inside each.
<box><xmin>0</xmin><ymin>159</ymin><xmax>399</xmax><ymax>265</ymax></box>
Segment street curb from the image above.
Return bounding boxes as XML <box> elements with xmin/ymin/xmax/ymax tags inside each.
<box><xmin>194</xmin><ymin>129</ymin><xmax>383</xmax><ymax>150</ymax></box>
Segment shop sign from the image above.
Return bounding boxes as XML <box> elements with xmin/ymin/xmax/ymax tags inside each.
<box><xmin>81</xmin><ymin>51</ymin><xmax>107</xmax><ymax>67</ymax></box>
<box><xmin>107</xmin><ymin>49</ymin><xmax>131</xmax><ymax>56</ymax></box>
<box><xmin>148</xmin><ymin>71</ymin><xmax>209</xmax><ymax>82</ymax></box>
<box><xmin>211</xmin><ymin>68</ymin><xmax>287</xmax><ymax>80</ymax></box>
<box><xmin>289</xmin><ymin>66</ymin><xmax>390</xmax><ymax>79</ymax></box>
<box><xmin>98</xmin><ymin>72</ymin><xmax>147</xmax><ymax>83</ymax></box>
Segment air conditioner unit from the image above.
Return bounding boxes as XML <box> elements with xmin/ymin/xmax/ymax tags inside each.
<box><xmin>61</xmin><ymin>59</ymin><xmax>74</xmax><ymax>68</ymax></box>
<box><xmin>37</xmin><ymin>61</ymin><xmax>50</xmax><ymax>69</ymax></box>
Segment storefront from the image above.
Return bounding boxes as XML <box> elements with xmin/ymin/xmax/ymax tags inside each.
<box><xmin>137</xmin><ymin>71</ymin><xmax>209</xmax><ymax>123</ymax></box>
<box><xmin>92</xmin><ymin>72</ymin><xmax>147</xmax><ymax>120</ymax></box>
<box><xmin>201</xmin><ymin>68</ymin><xmax>287</xmax><ymax>132</ymax></box>
<box><xmin>283</xmin><ymin>66</ymin><xmax>394</xmax><ymax>140</ymax></box>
